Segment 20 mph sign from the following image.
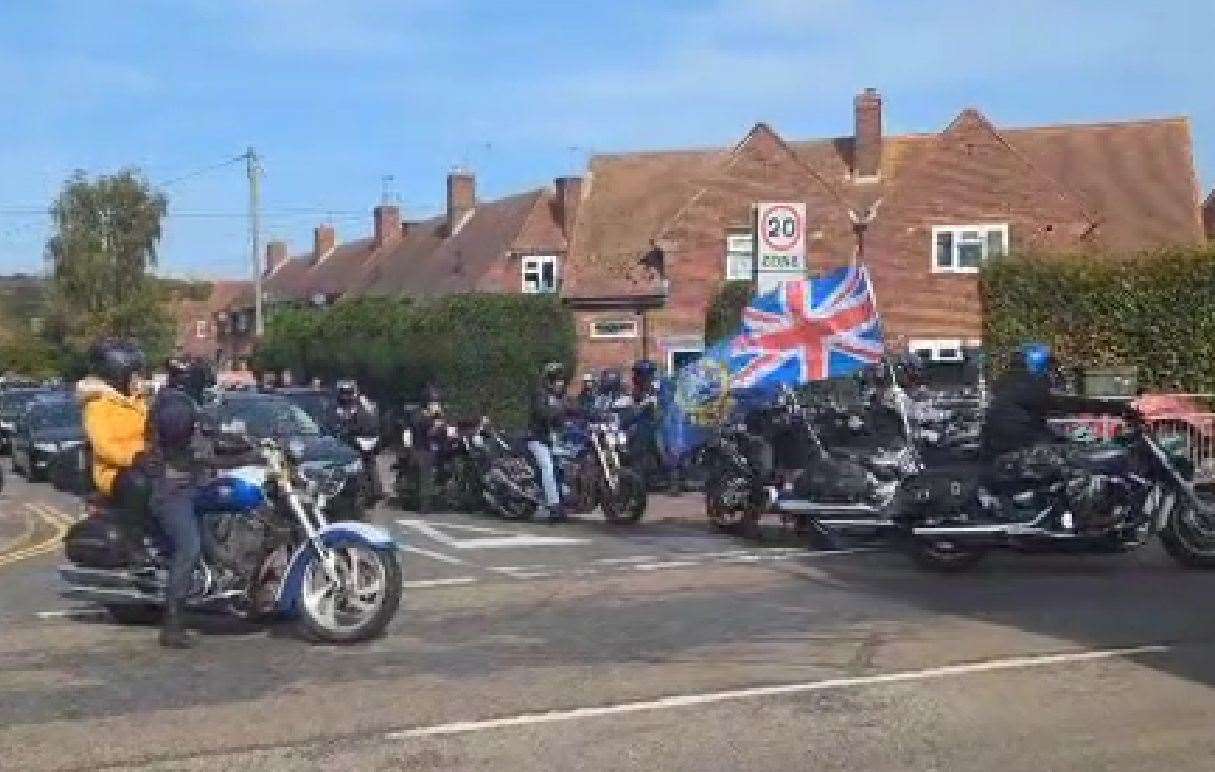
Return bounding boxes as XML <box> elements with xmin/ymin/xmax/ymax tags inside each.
<box><xmin>756</xmin><ymin>202</ymin><xmax>807</xmax><ymax>294</ymax></box>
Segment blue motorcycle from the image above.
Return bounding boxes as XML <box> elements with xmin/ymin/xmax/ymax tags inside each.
<box><xmin>551</xmin><ymin>412</ymin><xmax>647</xmax><ymax>523</ymax></box>
<box><xmin>60</xmin><ymin>440</ymin><xmax>403</xmax><ymax>643</ymax></box>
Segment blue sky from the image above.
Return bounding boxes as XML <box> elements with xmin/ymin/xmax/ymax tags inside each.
<box><xmin>0</xmin><ymin>0</ymin><xmax>1209</xmax><ymax>278</ymax></box>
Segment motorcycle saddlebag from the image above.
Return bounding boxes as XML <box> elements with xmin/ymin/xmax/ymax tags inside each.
<box><xmin>64</xmin><ymin>515</ymin><xmax>137</xmax><ymax>569</ymax></box>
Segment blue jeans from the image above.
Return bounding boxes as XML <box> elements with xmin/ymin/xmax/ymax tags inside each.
<box><xmin>150</xmin><ymin>481</ymin><xmax>201</xmax><ymax>606</ymax></box>
<box><xmin>527</xmin><ymin>441</ymin><xmax>560</xmax><ymax>509</ymax></box>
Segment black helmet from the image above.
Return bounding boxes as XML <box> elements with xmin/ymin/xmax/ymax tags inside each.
<box><xmin>542</xmin><ymin>362</ymin><xmax>565</xmax><ymax>385</ymax></box>
<box><xmin>632</xmin><ymin>359</ymin><xmax>659</xmax><ymax>380</ymax></box>
<box><xmin>88</xmin><ymin>338</ymin><xmax>146</xmax><ymax>394</ymax></box>
<box><xmin>336</xmin><ymin>379</ymin><xmax>358</xmax><ymax>405</ymax></box>
<box><xmin>152</xmin><ymin>388</ymin><xmax>197</xmax><ymax>451</ymax></box>
<box><xmin>165</xmin><ymin>355</ymin><xmax>191</xmax><ymax>391</ymax></box>
<box><xmin>600</xmin><ymin>368</ymin><xmax>623</xmax><ymax>393</ymax></box>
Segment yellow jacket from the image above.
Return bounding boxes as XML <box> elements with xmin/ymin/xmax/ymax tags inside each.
<box><xmin>76</xmin><ymin>377</ymin><xmax>148</xmax><ymax>496</ymax></box>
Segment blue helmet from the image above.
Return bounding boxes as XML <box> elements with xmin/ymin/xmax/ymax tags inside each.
<box><xmin>1021</xmin><ymin>343</ymin><xmax>1052</xmax><ymax>376</ymax></box>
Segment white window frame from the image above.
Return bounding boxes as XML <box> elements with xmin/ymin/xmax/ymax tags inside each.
<box><xmin>724</xmin><ymin>229</ymin><xmax>755</xmax><ymax>281</ymax></box>
<box><xmin>909</xmin><ymin>338</ymin><xmax>982</xmax><ymax>363</ymax></box>
<box><xmin>667</xmin><ymin>346</ymin><xmax>704</xmax><ymax>374</ymax></box>
<box><xmin>522</xmin><ymin>255</ymin><xmax>559</xmax><ymax>294</ymax></box>
<box><xmin>930</xmin><ymin>224</ymin><xmax>1008</xmax><ymax>274</ymax></box>
<box><xmin>195</xmin><ymin>320</ymin><xmax>208</xmax><ymax>338</ymax></box>
<box><xmin>590</xmin><ymin>318</ymin><xmax>639</xmax><ymax>339</ymax></box>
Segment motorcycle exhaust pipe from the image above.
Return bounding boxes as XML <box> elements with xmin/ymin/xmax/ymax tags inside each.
<box><xmin>60</xmin><ymin>585</ymin><xmax>163</xmax><ymax>605</ymax></box>
<box><xmin>776</xmin><ymin>500</ymin><xmax>882</xmax><ymax>515</ymax></box>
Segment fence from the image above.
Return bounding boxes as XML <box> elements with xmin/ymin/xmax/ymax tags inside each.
<box><xmin>1049</xmin><ymin>412</ymin><xmax>1215</xmax><ymax>486</ymax></box>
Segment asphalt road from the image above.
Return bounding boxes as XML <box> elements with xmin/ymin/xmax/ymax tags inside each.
<box><xmin>2</xmin><ymin>457</ymin><xmax>1215</xmax><ymax>771</ymax></box>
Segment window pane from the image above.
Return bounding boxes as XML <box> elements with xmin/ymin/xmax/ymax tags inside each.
<box><xmin>935</xmin><ymin>231</ymin><xmax>953</xmax><ymax>267</ymax></box>
<box><xmin>961</xmin><ymin>230</ymin><xmax>980</xmax><ymax>241</ymax></box>
<box><xmin>987</xmin><ymin>228</ymin><xmax>1005</xmax><ymax>257</ymax></box>
<box><xmin>957</xmin><ymin>242</ymin><xmax>983</xmax><ymax>268</ymax></box>
<box><xmin>541</xmin><ymin>260</ymin><xmax>555</xmax><ymax>290</ymax></box>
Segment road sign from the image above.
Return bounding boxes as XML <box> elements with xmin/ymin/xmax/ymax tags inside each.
<box><xmin>755</xmin><ymin>202</ymin><xmax>807</xmax><ymax>294</ymax></box>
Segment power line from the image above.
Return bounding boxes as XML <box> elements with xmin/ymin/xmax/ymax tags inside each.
<box><xmin>157</xmin><ymin>154</ymin><xmax>247</xmax><ymax>188</ymax></box>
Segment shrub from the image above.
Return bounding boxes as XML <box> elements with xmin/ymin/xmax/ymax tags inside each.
<box><xmin>981</xmin><ymin>247</ymin><xmax>1215</xmax><ymax>390</ymax></box>
<box><xmin>254</xmin><ymin>294</ymin><xmax>576</xmax><ymax>428</ymax></box>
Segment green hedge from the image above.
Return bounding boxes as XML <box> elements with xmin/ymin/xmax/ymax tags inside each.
<box><xmin>705</xmin><ymin>280</ymin><xmax>754</xmax><ymax>344</ymax></box>
<box><xmin>981</xmin><ymin>247</ymin><xmax>1215</xmax><ymax>391</ymax></box>
<box><xmin>254</xmin><ymin>294</ymin><xmax>576</xmax><ymax>428</ymax></box>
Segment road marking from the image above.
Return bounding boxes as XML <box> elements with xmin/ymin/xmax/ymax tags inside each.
<box><xmin>397</xmin><ymin>518</ymin><xmax>590</xmax><ymax>549</ymax></box>
<box><xmin>632</xmin><ymin>561</ymin><xmax>701</xmax><ymax>571</ymax></box>
<box><xmin>402</xmin><ymin>576</ymin><xmax>479</xmax><ymax>589</ymax></box>
<box><xmin>402</xmin><ymin>545</ymin><xmax>466</xmax><ymax>565</ymax></box>
<box><xmin>387</xmin><ymin>645</ymin><xmax>1171</xmax><ymax>739</ymax></box>
<box><xmin>595</xmin><ymin>555</ymin><xmax>659</xmax><ymax>565</ymax></box>
<box><xmin>0</xmin><ymin>504</ymin><xmax>72</xmax><ymax>568</ymax></box>
<box><xmin>35</xmin><ymin>608</ymin><xmax>109</xmax><ymax>619</ymax></box>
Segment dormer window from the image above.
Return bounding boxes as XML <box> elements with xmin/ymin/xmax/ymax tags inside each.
<box><xmin>522</xmin><ymin>255</ymin><xmax>559</xmax><ymax>294</ymax></box>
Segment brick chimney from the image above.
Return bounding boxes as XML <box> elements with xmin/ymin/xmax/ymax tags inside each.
<box><xmin>853</xmin><ymin>87</ymin><xmax>883</xmax><ymax>181</ymax></box>
<box><xmin>447</xmin><ymin>170</ymin><xmax>476</xmax><ymax>235</ymax></box>
<box><xmin>264</xmin><ymin>240</ymin><xmax>287</xmax><ymax>276</ymax></box>
<box><xmin>313</xmin><ymin>224</ymin><xmax>335</xmax><ymax>263</ymax></box>
<box><xmin>373</xmin><ymin>205</ymin><xmax>401</xmax><ymax>247</ymax></box>
<box><xmin>554</xmin><ymin>176</ymin><xmax>583</xmax><ymax>240</ymax></box>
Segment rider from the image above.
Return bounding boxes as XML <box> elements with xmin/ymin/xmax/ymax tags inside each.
<box><xmin>78</xmin><ymin>339</ymin><xmax>150</xmax><ymax>516</ymax></box>
<box><xmin>410</xmin><ymin>383</ymin><xmax>448</xmax><ymax>513</ymax></box>
<box><xmin>596</xmin><ymin>368</ymin><xmax>630</xmax><ymax>411</ymax></box>
<box><xmin>334</xmin><ymin>379</ymin><xmax>383</xmax><ymax>502</ymax></box>
<box><xmin>527</xmin><ymin>362</ymin><xmax>568</xmax><ymax>522</ymax></box>
<box><xmin>576</xmin><ymin>373</ymin><xmax>597</xmax><ymax>412</ymax></box>
<box><xmin>983</xmin><ymin>343</ymin><xmax>1139</xmax><ymax>459</ymax></box>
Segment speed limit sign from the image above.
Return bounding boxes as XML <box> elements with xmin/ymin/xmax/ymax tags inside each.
<box><xmin>755</xmin><ymin>202</ymin><xmax>807</xmax><ymax>293</ymax></box>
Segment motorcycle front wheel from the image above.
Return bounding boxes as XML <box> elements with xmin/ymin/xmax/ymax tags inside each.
<box><xmin>602</xmin><ymin>468</ymin><xmax>647</xmax><ymax>524</ymax></box>
<box><xmin>1160</xmin><ymin>500</ymin><xmax>1215</xmax><ymax>568</ymax></box>
<box><xmin>297</xmin><ymin>544</ymin><xmax>402</xmax><ymax>643</ymax></box>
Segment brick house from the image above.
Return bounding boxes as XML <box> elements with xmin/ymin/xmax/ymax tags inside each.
<box><xmin>214</xmin><ymin>170</ymin><xmax>574</xmax><ymax>360</ymax></box>
<box><xmin>174</xmin><ymin>280</ymin><xmax>254</xmax><ymax>364</ymax></box>
<box><xmin>564</xmin><ymin>89</ymin><xmax>1206</xmax><ymax>373</ymax></box>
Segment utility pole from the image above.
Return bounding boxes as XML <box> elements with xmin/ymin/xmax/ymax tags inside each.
<box><xmin>246</xmin><ymin>147</ymin><xmax>263</xmax><ymax>337</ymax></box>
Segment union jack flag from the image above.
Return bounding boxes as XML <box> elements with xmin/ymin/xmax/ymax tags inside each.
<box><xmin>729</xmin><ymin>266</ymin><xmax>884</xmax><ymax>389</ymax></box>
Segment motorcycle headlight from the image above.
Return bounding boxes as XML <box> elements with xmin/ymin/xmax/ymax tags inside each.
<box><xmin>34</xmin><ymin>442</ymin><xmax>58</xmax><ymax>453</ymax></box>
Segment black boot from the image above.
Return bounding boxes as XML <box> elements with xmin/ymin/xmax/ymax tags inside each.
<box><xmin>159</xmin><ymin>602</ymin><xmax>195</xmax><ymax>649</ymax></box>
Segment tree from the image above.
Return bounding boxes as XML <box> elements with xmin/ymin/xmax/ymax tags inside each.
<box><xmin>45</xmin><ymin>170</ymin><xmax>173</xmax><ymax>358</ymax></box>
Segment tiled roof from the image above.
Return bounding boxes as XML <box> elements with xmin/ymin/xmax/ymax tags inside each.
<box><xmin>565</xmin><ymin>114</ymin><xmax>1204</xmax><ymax>298</ymax></box>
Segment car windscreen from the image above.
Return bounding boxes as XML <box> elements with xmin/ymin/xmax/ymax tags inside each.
<box><xmin>28</xmin><ymin>401</ymin><xmax>82</xmax><ymax>431</ymax></box>
<box><xmin>282</xmin><ymin>392</ymin><xmax>336</xmax><ymax>430</ymax></box>
<box><xmin>220</xmin><ymin>397</ymin><xmax>320</xmax><ymax>438</ymax></box>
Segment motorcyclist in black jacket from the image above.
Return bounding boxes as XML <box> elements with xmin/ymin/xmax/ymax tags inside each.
<box><xmin>144</xmin><ymin>356</ymin><xmax>256</xmax><ymax>648</ymax></box>
<box><xmin>982</xmin><ymin>344</ymin><xmax>1139</xmax><ymax>458</ymax></box>
<box><xmin>334</xmin><ymin>380</ymin><xmax>383</xmax><ymax>503</ymax></box>
<box><xmin>410</xmin><ymin>383</ymin><xmax>448</xmax><ymax>513</ymax></box>
<box><xmin>527</xmin><ymin>362</ymin><xmax>568</xmax><ymax>522</ymax></box>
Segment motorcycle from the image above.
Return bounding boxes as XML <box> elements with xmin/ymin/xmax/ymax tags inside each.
<box><xmin>394</xmin><ymin>416</ymin><xmax>482</xmax><ymax>512</ymax></box>
<box><xmin>899</xmin><ymin>420</ymin><xmax>1215</xmax><ymax>571</ymax></box>
<box><xmin>704</xmin><ymin>386</ymin><xmax>922</xmax><ymax>542</ymax></box>
<box><xmin>59</xmin><ymin>439</ymin><xmax>403</xmax><ymax>643</ymax></box>
<box><xmin>466</xmin><ymin>420</ymin><xmax>545</xmax><ymax>520</ymax></box>
<box><xmin>551</xmin><ymin>412</ymin><xmax>647</xmax><ymax>523</ymax></box>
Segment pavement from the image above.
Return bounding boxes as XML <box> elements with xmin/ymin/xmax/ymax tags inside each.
<box><xmin>1</xmin><ymin>455</ymin><xmax>1215</xmax><ymax>771</ymax></box>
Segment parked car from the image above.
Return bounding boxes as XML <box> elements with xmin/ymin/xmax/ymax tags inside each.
<box><xmin>276</xmin><ymin>387</ymin><xmax>339</xmax><ymax>434</ymax></box>
<box><xmin>208</xmin><ymin>391</ymin><xmax>367</xmax><ymax>520</ymax></box>
<box><xmin>0</xmin><ymin>387</ymin><xmax>47</xmax><ymax>455</ymax></box>
<box><xmin>11</xmin><ymin>395</ymin><xmax>85</xmax><ymax>482</ymax></box>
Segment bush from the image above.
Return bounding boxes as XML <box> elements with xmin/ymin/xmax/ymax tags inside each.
<box><xmin>981</xmin><ymin>247</ymin><xmax>1215</xmax><ymax>391</ymax></box>
<box><xmin>254</xmin><ymin>294</ymin><xmax>576</xmax><ymax>428</ymax></box>
<box><xmin>705</xmin><ymin>280</ymin><xmax>754</xmax><ymax>344</ymax></box>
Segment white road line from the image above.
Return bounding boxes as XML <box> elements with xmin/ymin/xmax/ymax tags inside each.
<box><xmin>35</xmin><ymin>608</ymin><xmax>109</xmax><ymax>619</ymax></box>
<box><xmin>397</xmin><ymin>518</ymin><xmax>590</xmax><ymax>549</ymax></box>
<box><xmin>387</xmin><ymin>645</ymin><xmax>1171</xmax><ymax>740</ymax></box>
<box><xmin>504</xmin><ymin>571</ymin><xmax>552</xmax><ymax>580</ymax></box>
<box><xmin>595</xmin><ymin>556</ymin><xmax>659</xmax><ymax>565</ymax></box>
<box><xmin>402</xmin><ymin>577</ymin><xmax>479</xmax><ymax>589</ymax></box>
<box><xmin>631</xmin><ymin>561</ymin><xmax>702</xmax><ymax>571</ymax></box>
<box><xmin>402</xmin><ymin>545</ymin><xmax>466</xmax><ymax>565</ymax></box>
